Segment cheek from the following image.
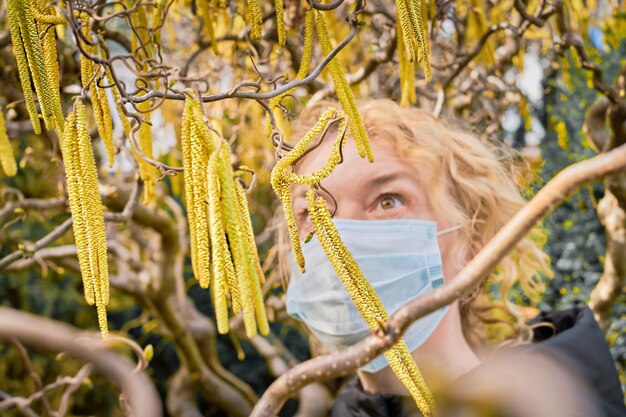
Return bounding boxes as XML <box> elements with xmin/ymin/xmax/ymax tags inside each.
<box><xmin>439</xmin><ymin>237</ymin><xmax>468</xmax><ymax>280</ymax></box>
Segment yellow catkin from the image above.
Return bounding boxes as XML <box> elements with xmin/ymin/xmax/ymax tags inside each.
<box><xmin>419</xmin><ymin>0</ymin><xmax>432</xmax><ymax>81</ymax></box>
<box><xmin>0</xmin><ymin>107</ymin><xmax>18</xmax><ymax>177</ymax></box>
<box><xmin>197</xmin><ymin>0</ymin><xmax>219</xmax><ymax>53</ymax></box>
<box><xmin>396</xmin><ymin>0</ymin><xmax>432</xmax><ymax>81</ymax></box>
<box><xmin>61</xmin><ymin>99</ymin><xmax>109</xmax><ymax>337</ymax></box>
<box><xmin>264</xmin><ymin>9</ymin><xmax>314</xmax><ymax>136</ymax></box>
<box><xmin>167</xmin><ymin>151</ymin><xmax>183</xmax><ymax>197</ymax></box>
<box><xmin>234</xmin><ymin>180</ymin><xmax>269</xmax><ymax>335</ymax></box>
<box><xmin>270</xmin><ymin>107</ymin><xmax>340</xmax><ymax>272</ymax></box>
<box><xmin>32</xmin><ymin>0</ymin><xmax>65</xmax><ymax>25</ymax></box>
<box><xmin>248</xmin><ymin>0</ymin><xmax>263</xmax><ymax>40</ymax></box>
<box><xmin>207</xmin><ymin>151</ymin><xmax>230</xmax><ymax>334</ymax></box>
<box><xmin>6</xmin><ymin>0</ymin><xmax>41</xmax><ymax>134</ymax></box>
<box><xmin>130</xmin><ymin>2</ymin><xmax>153</xmax><ymax>67</ymax></box>
<box><xmin>89</xmin><ymin>69</ymin><xmax>108</xmax><ymax>159</ymax></box>
<box><xmin>95</xmin><ymin>68</ymin><xmax>115</xmax><ymax>167</ymax></box>
<box><xmin>274</xmin><ymin>0</ymin><xmax>286</xmax><ymax>46</ymax></box>
<box><xmin>188</xmin><ymin>103</ymin><xmax>212</xmax><ymax>287</ymax></box>
<box><xmin>79</xmin><ymin>15</ymin><xmax>95</xmax><ymax>90</ymax></box>
<box><xmin>397</xmin><ymin>16</ymin><xmax>416</xmax><ymax>107</ymax></box>
<box><xmin>306</xmin><ymin>190</ymin><xmax>435</xmax><ymax>415</ymax></box>
<box><xmin>16</xmin><ymin>0</ymin><xmax>56</xmax><ymax>131</ymax></box>
<box><xmin>395</xmin><ymin>0</ymin><xmax>416</xmax><ymax>62</ymax></box>
<box><xmin>61</xmin><ymin>108</ymin><xmax>95</xmax><ymax>306</ymax></box>
<box><xmin>276</xmin><ymin>182</ymin><xmax>304</xmax><ymax>271</ymax></box>
<box><xmin>282</xmin><ymin>119</ymin><xmax>346</xmax><ymax>186</ymax></box>
<box><xmin>312</xmin><ymin>191</ymin><xmax>435</xmax><ymax>412</ymax></box>
<box><xmin>296</xmin><ymin>10</ymin><xmax>315</xmax><ymax>81</ymax></box>
<box><xmin>315</xmin><ymin>12</ymin><xmax>373</xmax><ymax>162</ymax></box>
<box><xmin>35</xmin><ymin>0</ymin><xmax>64</xmax><ymax>131</ymax></box>
<box><xmin>76</xmin><ymin>99</ymin><xmax>109</xmax><ymax>337</ymax></box>
<box><xmin>218</xmin><ymin>143</ymin><xmax>257</xmax><ymax>337</ymax></box>
<box><xmin>181</xmin><ymin>97</ymin><xmax>200</xmax><ymax>277</ymax></box>
<box><xmin>132</xmin><ymin>99</ymin><xmax>159</xmax><ymax>203</ymax></box>
<box><xmin>152</xmin><ymin>0</ymin><xmax>168</xmax><ymax>55</ymax></box>
<box><xmin>234</xmin><ymin>180</ymin><xmax>265</xmax><ymax>286</ymax></box>
<box><xmin>54</xmin><ymin>1</ymin><xmax>65</xmax><ymax>39</ymax></box>
<box><xmin>79</xmin><ymin>14</ymin><xmax>114</xmax><ymax>165</ymax></box>
<box><xmin>405</xmin><ymin>0</ymin><xmax>426</xmax><ymax>63</ymax></box>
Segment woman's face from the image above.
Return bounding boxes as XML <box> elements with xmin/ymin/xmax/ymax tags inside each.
<box><xmin>291</xmin><ymin>134</ymin><xmax>463</xmax><ymax>281</ymax></box>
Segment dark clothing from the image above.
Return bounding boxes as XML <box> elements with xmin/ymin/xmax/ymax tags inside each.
<box><xmin>331</xmin><ymin>307</ymin><xmax>626</xmax><ymax>417</ymax></box>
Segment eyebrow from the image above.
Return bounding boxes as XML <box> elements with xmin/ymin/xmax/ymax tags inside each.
<box><xmin>366</xmin><ymin>170</ymin><xmax>417</xmax><ymax>189</ymax></box>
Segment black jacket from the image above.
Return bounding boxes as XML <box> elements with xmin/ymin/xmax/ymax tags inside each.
<box><xmin>331</xmin><ymin>307</ymin><xmax>625</xmax><ymax>417</ymax></box>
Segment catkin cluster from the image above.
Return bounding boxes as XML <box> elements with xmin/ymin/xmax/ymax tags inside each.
<box><xmin>181</xmin><ymin>96</ymin><xmax>269</xmax><ymax>338</ymax></box>
<box><xmin>271</xmin><ymin>108</ymin><xmax>436</xmax><ymax>417</ymax></box>
<box><xmin>396</xmin><ymin>0</ymin><xmax>431</xmax><ymax>82</ymax></box>
<box><xmin>6</xmin><ymin>0</ymin><xmax>65</xmax><ymax>134</ymax></box>
<box><xmin>0</xmin><ymin>107</ymin><xmax>18</xmax><ymax>177</ymax></box>
<box><xmin>61</xmin><ymin>98</ymin><xmax>110</xmax><ymax>337</ymax></box>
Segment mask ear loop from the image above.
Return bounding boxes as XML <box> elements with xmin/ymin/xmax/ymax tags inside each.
<box><xmin>437</xmin><ymin>224</ymin><xmax>462</xmax><ymax>236</ymax></box>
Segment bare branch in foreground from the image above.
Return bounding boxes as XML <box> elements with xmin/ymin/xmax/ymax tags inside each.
<box><xmin>0</xmin><ymin>307</ymin><xmax>162</xmax><ymax>417</ymax></box>
<box><xmin>250</xmin><ymin>143</ymin><xmax>626</xmax><ymax>417</ymax></box>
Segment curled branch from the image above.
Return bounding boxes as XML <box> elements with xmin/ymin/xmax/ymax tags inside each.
<box><xmin>251</xmin><ymin>143</ymin><xmax>626</xmax><ymax>416</ymax></box>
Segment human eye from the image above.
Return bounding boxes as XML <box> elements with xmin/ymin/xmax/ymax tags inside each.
<box><xmin>377</xmin><ymin>194</ymin><xmax>404</xmax><ymax>210</ymax></box>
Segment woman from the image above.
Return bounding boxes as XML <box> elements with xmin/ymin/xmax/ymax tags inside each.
<box><xmin>280</xmin><ymin>99</ymin><xmax>625</xmax><ymax>416</ymax></box>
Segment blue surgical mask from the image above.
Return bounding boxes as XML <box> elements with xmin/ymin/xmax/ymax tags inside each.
<box><xmin>286</xmin><ymin>218</ymin><xmax>460</xmax><ymax>373</ymax></box>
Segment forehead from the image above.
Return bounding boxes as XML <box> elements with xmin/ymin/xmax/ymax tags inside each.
<box><xmin>292</xmin><ymin>133</ymin><xmax>423</xmax><ymax>197</ymax></box>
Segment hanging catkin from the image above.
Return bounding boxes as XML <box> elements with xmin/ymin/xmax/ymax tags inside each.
<box><xmin>315</xmin><ymin>12</ymin><xmax>373</xmax><ymax>162</ymax></box>
<box><xmin>264</xmin><ymin>9</ymin><xmax>314</xmax><ymax>137</ymax></box>
<box><xmin>34</xmin><ymin>0</ymin><xmax>65</xmax><ymax>131</ymax></box>
<box><xmin>197</xmin><ymin>0</ymin><xmax>219</xmax><ymax>53</ymax></box>
<box><xmin>181</xmin><ymin>96</ymin><xmax>268</xmax><ymax>337</ymax></box>
<box><xmin>248</xmin><ymin>0</ymin><xmax>263</xmax><ymax>40</ymax></box>
<box><xmin>132</xmin><ymin>99</ymin><xmax>159</xmax><ymax>203</ymax></box>
<box><xmin>306</xmin><ymin>191</ymin><xmax>435</xmax><ymax>416</ymax></box>
<box><xmin>78</xmin><ymin>13</ymin><xmax>115</xmax><ymax>167</ymax></box>
<box><xmin>395</xmin><ymin>0</ymin><xmax>432</xmax><ymax>81</ymax></box>
<box><xmin>181</xmin><ymin>97</ymin><xmax>213</xmax><ymax>288</ymax></box>
<box><xmin>271</xmin><ymin>107</ymin><xmax>346</xmax><ymax>271</ymax></box>
<box><xmin>0</xmin><ymin>107</ymin><xmax>18</xmax><ymax>177</ymax></box>
<box><xmin>6</xmin><ymin>0</ymin><xmax>41</xmax><ymax>134</ymax></box>
<box><xmin>397</xmin><ymin>16</ymin><xmax>416</xmax><ymax>107</ymax></box>
<box><xmin>14</xmin><ymin>0</ymin><xmax>61</xmax><ymax>131</ymax></box>
<box><xmin>61</xmin><ymin>98</ymin><xmax>110</xmax><ymax>337</ymax></box>
<box><xmin>274</xmin><ymin>0</ymin><xmax>286</xmax><ymax>46</ymax></box>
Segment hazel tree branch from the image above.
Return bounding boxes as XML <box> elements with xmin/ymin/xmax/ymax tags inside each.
<box><xmin>250</xmin><ymin>143</ymin><xmax>626</xmax><ymax>417</ymax></box>
<box><xmin>0</xmin><ymin>307</ymin><xmax>162</xmax><ymax>417</ymax></box>
<box><xmin>0</xmin><ymin>178</ymin><xmax>142</xmax><ymax>270</ymax></box>
<box><xmin>7</xmin><ymin>337</ymin><xmax>54</xmax><ymax>417</ymax></box>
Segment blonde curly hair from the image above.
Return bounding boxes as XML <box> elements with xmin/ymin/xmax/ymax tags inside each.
<box><xmin>276</xmin><ymin>98</ymin><xmax>553</xmax><ymax>351</ymax></box>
